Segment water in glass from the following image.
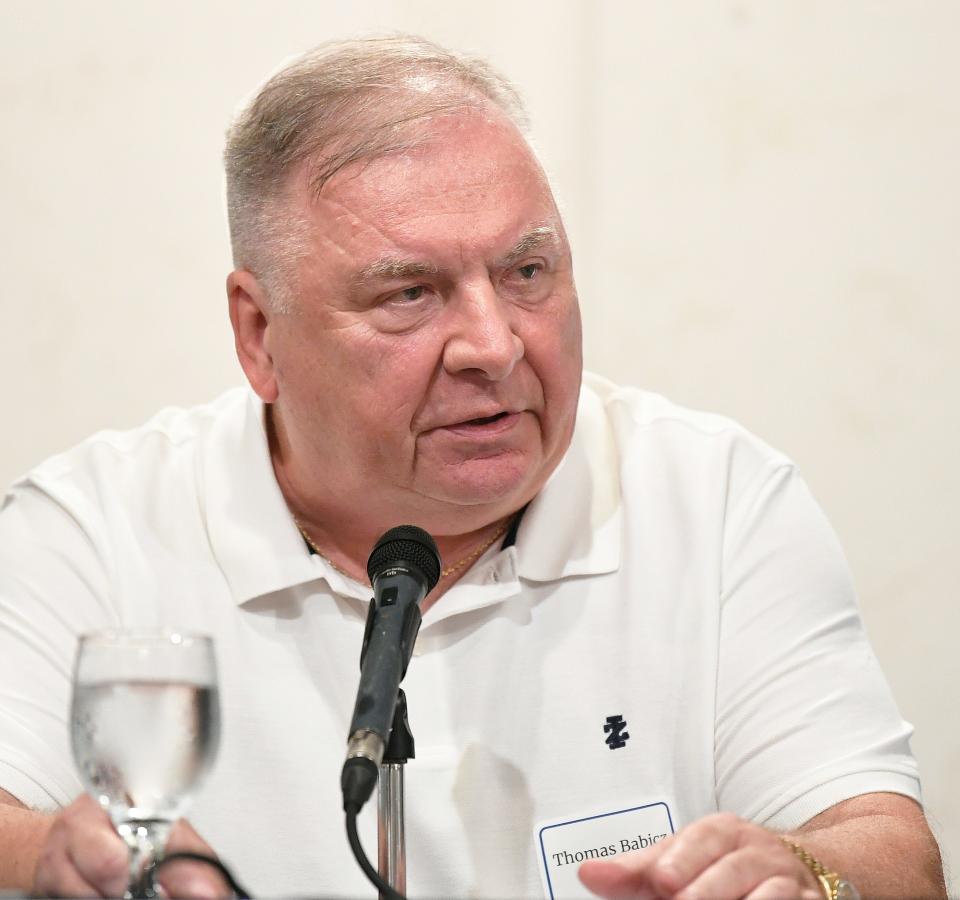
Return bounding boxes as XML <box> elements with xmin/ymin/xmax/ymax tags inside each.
<box><xmin>70</xmin><ymin>632</ymin><xmax>220</xmax><ymax>898</ymax></box>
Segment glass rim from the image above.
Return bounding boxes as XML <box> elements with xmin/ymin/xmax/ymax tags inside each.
<box><xmin>77</xmin><ymin>629</ymin><xmax>214</xmax><ymax>646</ymax></box>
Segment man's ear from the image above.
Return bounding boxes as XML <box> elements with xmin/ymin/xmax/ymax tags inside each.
<box><xmin>227</xmin><ymin>269</ymin><xmax>279</xmax><ymax>403</ymax></box>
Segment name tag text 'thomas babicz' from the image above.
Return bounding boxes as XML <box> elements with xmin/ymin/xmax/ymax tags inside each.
<box><xmin>536</xmin><ymin>802</ymin><xmax>676</xmax><ymax>900</ymax></box>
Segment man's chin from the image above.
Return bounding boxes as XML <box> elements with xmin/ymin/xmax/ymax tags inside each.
<box><xmin>418</xmin><ymin>452</ymin><xmax>538</xmax><ymax>514</ymax></box>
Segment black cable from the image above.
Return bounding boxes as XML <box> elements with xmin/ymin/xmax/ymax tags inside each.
<box><xmin>153</xmin><ymin>851</ymin><xmax>252</xmax><ymax>898</ymax></box>
<box><xmin>345</xmin><ymin>806</ymin><xmax>407</xmax><ymax>900</ymax></box>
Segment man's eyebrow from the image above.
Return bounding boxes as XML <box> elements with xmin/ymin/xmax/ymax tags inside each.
<box><xmin>498</xmin><ymin>225</ymin><xmax>562</xmax><ymax>266</ymax></box>
<box><xmin>354</xmin><ymin>258</ymin><xmax>441</xmax><ymax>285</ymax></box>
<box><xmin>353</xmin><ymin>225</ymin><xmax>561</xmax><ymax>285</ymax></box>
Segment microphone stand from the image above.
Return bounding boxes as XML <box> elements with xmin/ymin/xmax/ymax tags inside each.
<box><xmin>378</xmin><ymin>689</ymin><xmax>414</xmax><ymax>898</ymax></box>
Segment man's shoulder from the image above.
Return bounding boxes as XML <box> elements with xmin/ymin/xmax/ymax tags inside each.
<box><xmin>11</xmin><ymin>386</ymin><xmax>254</xmax><ymax>497</ymax></box>
<box><xmin>580</xmin><ymin>372</ymin><xmax>793</xmax><ymax>472</ymax></box>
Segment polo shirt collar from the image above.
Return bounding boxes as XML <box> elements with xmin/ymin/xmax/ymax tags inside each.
<box><xmin>513</xmin><ymin>381</ymin><xmax>622</xmax><ymax>581</ymax></box>
<box><xmin>202</xmin><ymin>389</ymin><xmax>320</xmax><ymax>605</ymax></box>
<box><xmin>203</xmin><ymin>381</ymin><xmax>621</xmax><ymax>606</ymax></box>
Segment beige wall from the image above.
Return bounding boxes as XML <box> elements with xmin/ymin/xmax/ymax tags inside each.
<box><xmin>2</xmin><ymin>1</ymin><xmax>957</xmax><ymax>892</ymax></box>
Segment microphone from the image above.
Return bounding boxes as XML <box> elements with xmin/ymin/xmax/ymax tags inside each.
<box><xmin>341</xmin><ymin>525</ymin><xmax>441</xmax><ymax>813</ymax></box>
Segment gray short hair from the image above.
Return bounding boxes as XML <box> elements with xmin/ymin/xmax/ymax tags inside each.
<box><xmin>224</xmin><ymin>35</ymin><xmax>529</xmax><ymax>311</ymax></box>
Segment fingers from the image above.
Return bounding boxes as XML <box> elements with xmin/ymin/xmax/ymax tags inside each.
<box><xmin>157</xmin><ymin>858</ymin><xmax>230</xmax><ymax>900</ymax></box>
<box><xmin>66</xmin><ymin>819</ymin><xmax>130</xmax><ymax>897</ymax></box>
<box><xmin>34</xmin><ymin>794</ymin><xmax>129</xmax><ymax>898</ymax></box>
<box><xmin>745</xmin><ymin>876</ymin><xmax>822</xmax><ymax>900</ymax></box>
<box><xmin>651</xmin><ymin>813</ymin><xmax>741</xmax><ymax>895</ymax></box>
<box><xmin>579</xmin><ymin>858</ymin><xmax>659</xmax><ymax>899</ymax></box>
<box><xmin>580</xmin><ymin>813</ymin><xmax>741</xmax><ymax>899</ymax></box>
<box><xmin>34</xmin><ymin>864</ymin><xmax>102</xmax><ymax>899</ymax></box>
<box><xmin>579</xmin><ymin>833</ymin><xmax>676</xmax><ymax>899</ymax></box>
<box><xmin>157</xmin><ymin>819</ymin><xmax>232</xmax><ymax>899</ymax></box>
<box><xmin>32</xmin><ymin>794</ymin><xmax>231</xmax><ymax>900</ymax></box>
<box><xmin>168</xmin><ymin>817</ymin><xmax>216</xmax><ymax>853</ymax></box>
<box><xmin>677</xmin><ymin>845</ymin><xmax>795</xmax><ymax>900</ymax></box>
<box><xmin>578</xmin><ymin>813</ymin><xmax>819</xmax><ymax>900</ymax></box>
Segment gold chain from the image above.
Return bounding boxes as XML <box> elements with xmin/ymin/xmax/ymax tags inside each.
<box><xmin>292</xmin><ymin>517</ymin><xmax>510</xmax><ymax>581</ymax></box>
<box><xmin>439</xmin><ymin>520</ymin><xmax>509</xmax><ymax>578</ymax></box>
<box><xmin>292</xmin><ymin>518</ymin><xmax>359</xmax><ymax>580</ymax></box>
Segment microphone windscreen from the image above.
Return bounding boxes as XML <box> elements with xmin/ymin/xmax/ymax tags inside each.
<box><xmin>367</xmin><ymin>525</ymin><xmax>442</xmax><ymax>590</ymax></box>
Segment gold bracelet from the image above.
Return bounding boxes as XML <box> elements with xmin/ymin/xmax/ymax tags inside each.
<box><xmin>778</xmin><ymin>836</ymin><xmax>861</xmax><ymax>900</ymax></box>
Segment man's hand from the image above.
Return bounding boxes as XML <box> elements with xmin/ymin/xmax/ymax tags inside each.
<box><xmin>33</xmin><ymin>794</ymin><xmax>230</xmax><ymax>898</ymax></box>
<box><xmin>578</xmin><ymin>812</ymin><xmax>823</xmax><ymax>900</ymax></box>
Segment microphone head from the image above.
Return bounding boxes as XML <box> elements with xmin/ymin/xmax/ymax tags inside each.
<box><xmin>367</xmin><ymin>525</ymin><xmax>442</xmax><ymax>591</ymax></box>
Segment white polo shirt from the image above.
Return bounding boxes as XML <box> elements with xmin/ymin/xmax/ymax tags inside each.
<box><xmin>0</xmin><ymin>373</ymin><xmax>919</xmax><ymax>898</ymax></box>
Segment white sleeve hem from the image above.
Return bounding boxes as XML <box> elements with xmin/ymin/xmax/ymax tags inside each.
<box><xmin>0</xmin><ymin>761</ymin><xmax>65</xmax><ymax>812</ymax></box>
<box><xmin>758</xmin><ymin>770</ymin><xmax>922</xmax><ymax>832</ymax></box>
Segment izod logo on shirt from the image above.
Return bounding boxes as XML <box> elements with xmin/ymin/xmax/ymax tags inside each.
<box><xmin>536</xmin><ymin>801</ymin><xmax>675</xmax><ymax>899</ymax></box>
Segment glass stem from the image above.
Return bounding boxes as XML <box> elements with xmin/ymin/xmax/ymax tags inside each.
<box><xmin>118</xmin><ymin>820</ymin><xmax>172</xmax><ymax>899</ymax></box>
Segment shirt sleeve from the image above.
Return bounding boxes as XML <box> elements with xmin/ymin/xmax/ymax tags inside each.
<box><xmin>715</xmin><ymin>461</ymin><xmax>920</xmax><ymax>830</ymax></box>
<box><xmin>0</xmin><ymin>478</ymin><xmax>118</xmax><ymax>811</ymax></box>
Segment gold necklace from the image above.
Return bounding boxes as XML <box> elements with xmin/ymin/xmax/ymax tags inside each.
<box><xmin>292</xmin><ymin>517</ymin><xmax>511</xmax><ymax>581</ymax></box>
<box><xmin>292</xmin><ymin>518</ymin><xmax>362</xmax><ymax>581</ymax></box>
<box><xmin>439</xmin><ymin>520</ymin><xmax>510</xmax><ymax>578</ymax></box>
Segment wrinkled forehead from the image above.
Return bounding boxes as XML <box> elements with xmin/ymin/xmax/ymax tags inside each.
<box><xmin>354</xmin><ymin>116</ymin><xmax>548</xmax><ymax>202</ymax></box>
<box><xmin>294</xmin><ymin>110</ymin><xmax>565</xmax><ymax>258</ymax></box>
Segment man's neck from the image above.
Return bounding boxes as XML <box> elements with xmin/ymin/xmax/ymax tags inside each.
<box><xmin>292</xmin><ymin>511</ymin><xmax>515</xmax><ymax>611</ymax></box>
<box><xmin>266</xmin><ymin>403</ymin><xmax>520</xmax><ymax>607</ymax></box>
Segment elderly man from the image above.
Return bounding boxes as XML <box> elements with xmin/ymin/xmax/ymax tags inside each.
<box><xmin>0</xmin><ymin>36</ymin><xmax>945</xmax><ymax>899</ymax></box>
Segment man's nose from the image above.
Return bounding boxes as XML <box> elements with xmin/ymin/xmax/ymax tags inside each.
<box><xmin>441</xmin><ymin>280</ymin><xmax>524</xmax><ymax>381</ymax></box>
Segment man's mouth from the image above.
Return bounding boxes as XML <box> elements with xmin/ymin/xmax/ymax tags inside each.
<box><xmin>462</xmin><ymin>412</ymin><xmax>510</xmax><ymax>426</ymax></box>
<box><xmin>436</xmin><ymin>410</ymin><xmax>521</xmax><ymax>438</ymax></box>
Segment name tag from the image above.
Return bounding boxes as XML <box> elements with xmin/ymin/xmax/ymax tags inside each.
<box><xmin>535</xmin><ymin>801</ymin><xmax>676</xmax><ymax>899</ymax></box>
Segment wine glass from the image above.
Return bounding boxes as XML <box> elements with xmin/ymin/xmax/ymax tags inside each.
<box><xmin>70</xmin><ymin>631</ymin><xmax>221</xmax><ymax>899</ymax></box>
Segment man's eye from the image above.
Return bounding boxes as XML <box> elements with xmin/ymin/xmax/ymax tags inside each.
<box><xmin>517</xmin><ymin>263</ymin><xmax>540</xmax><ymax>280</ymax></box>
<box><xmin>401</xmin><ymin>285</ymin><xmax>424</xmax><ymax>301</ymax></box>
